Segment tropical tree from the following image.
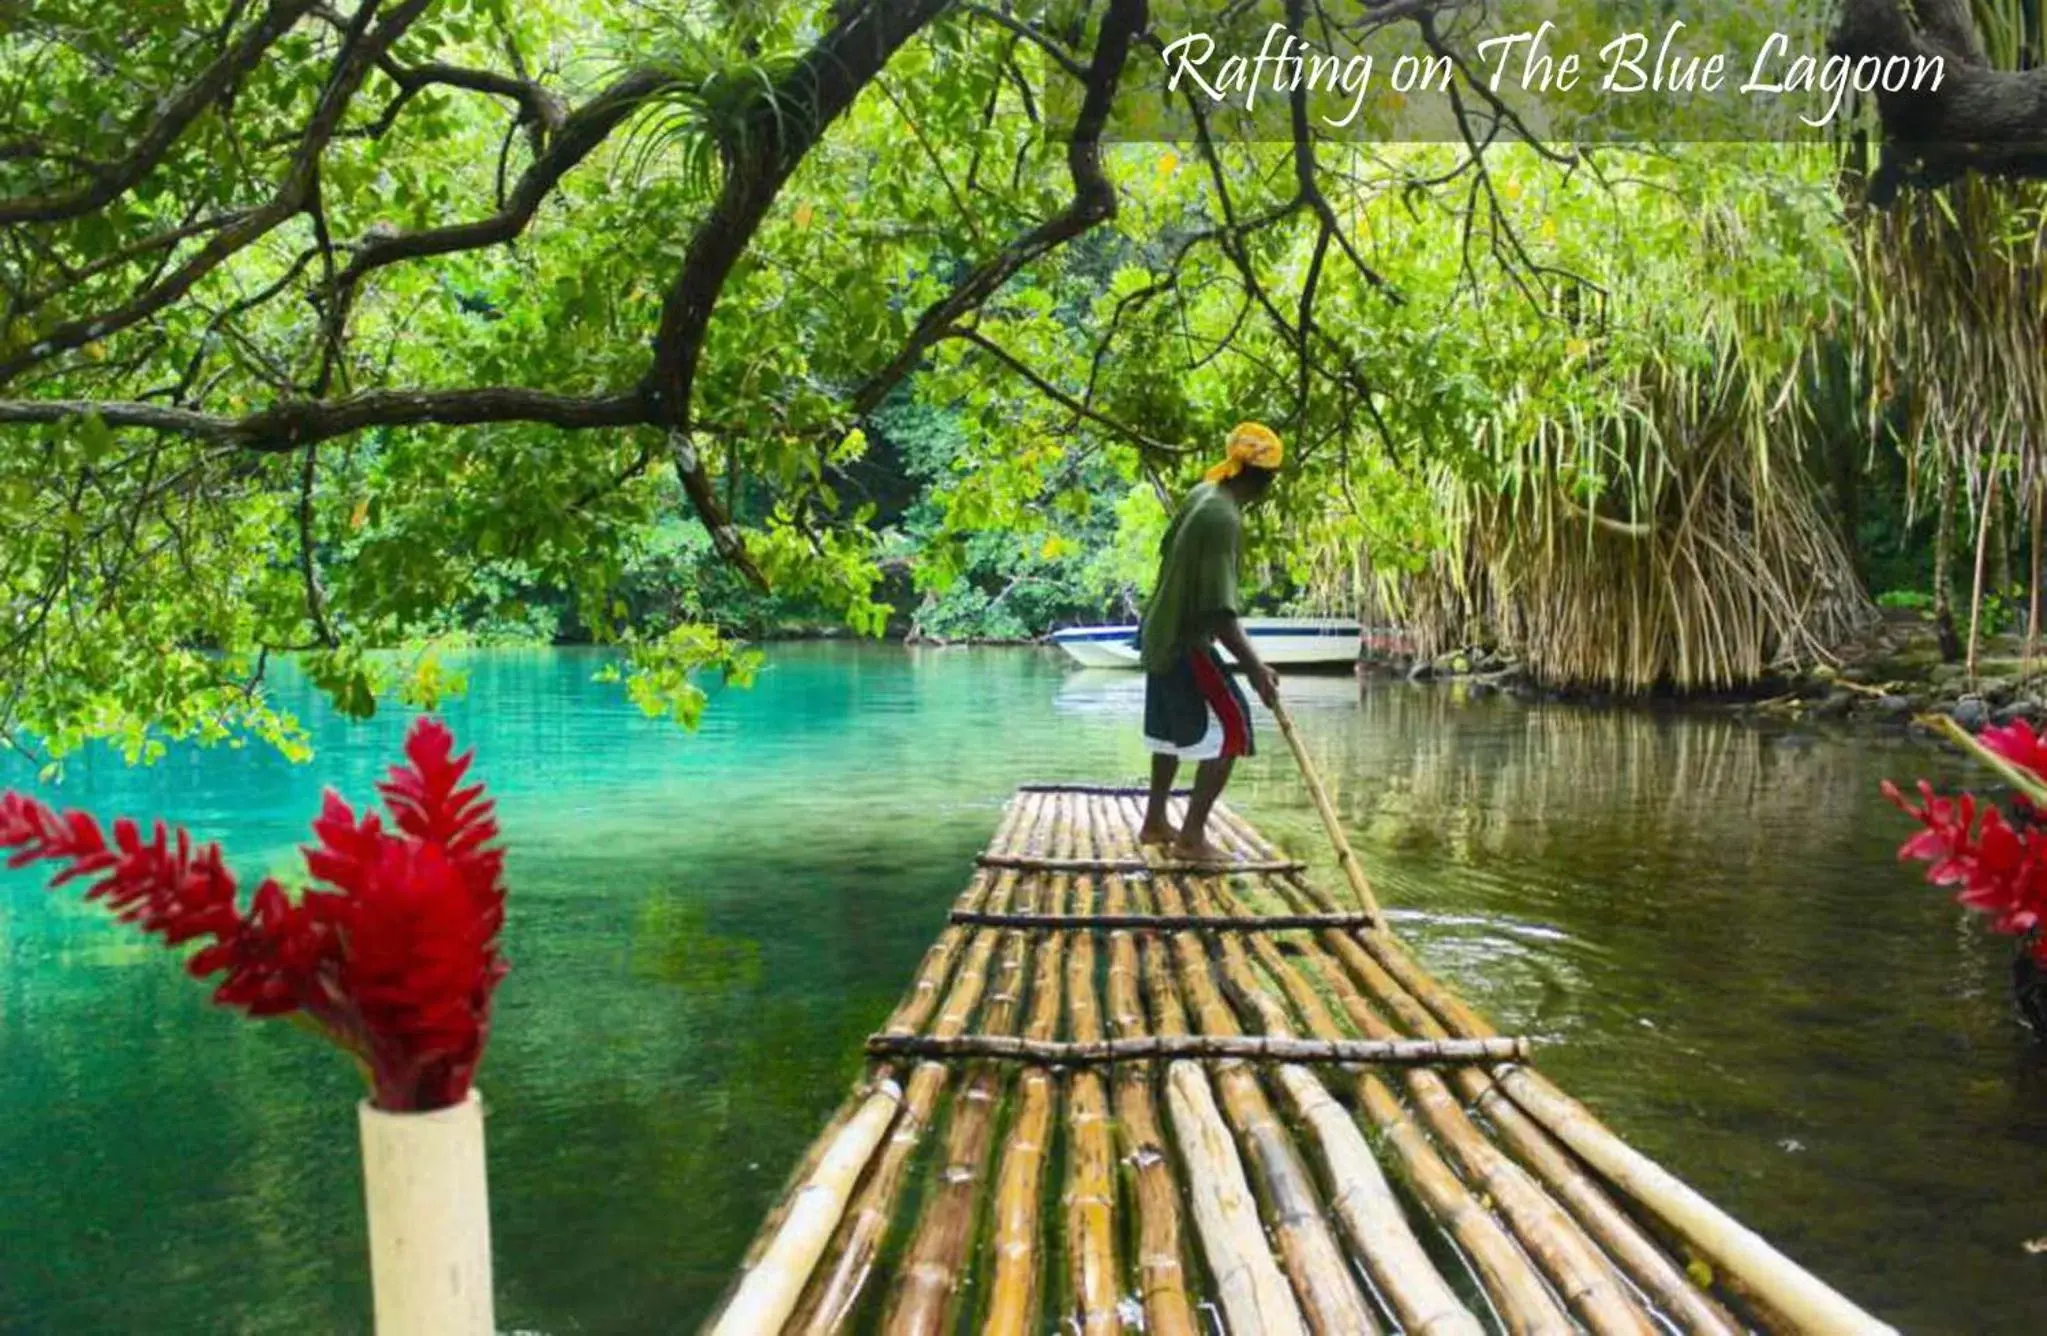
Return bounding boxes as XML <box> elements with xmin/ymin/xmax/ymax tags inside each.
<box><xmin>1840</xmin><ymin>0</ymin><xmax>2047</xmax><ymax>674</ymax></box>
<box><xmin>1</xmin><ymin>0</ymin><xmax>2040</xmax><ymax>764</ymax></box>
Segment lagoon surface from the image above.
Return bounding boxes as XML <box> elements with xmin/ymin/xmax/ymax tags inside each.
<box><xmin>2</xmin><ymin>643</ymin><xmax>2043</xmax><ymax>1333</ymax></box>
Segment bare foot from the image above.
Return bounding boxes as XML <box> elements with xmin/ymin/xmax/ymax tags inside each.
<box><xmin>1138</xmin><ymin>820</ymin><xmax>1177</xmax><ymax>847</ymax></box>
<box><xmin>1168</xmin><ymin>836</ymin><xmax>1230</xmax><ymax>864</ymax></box>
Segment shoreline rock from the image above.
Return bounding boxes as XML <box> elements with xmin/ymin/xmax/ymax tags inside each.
<box><xmin>1362</xmin><ymin>614</ymin><xmax>2047</xmax><ymax>736</ymax></box>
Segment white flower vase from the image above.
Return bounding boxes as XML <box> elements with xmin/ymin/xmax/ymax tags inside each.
<box><xmin>357</xmin><ymin>1089</ymin><xmax>496</xmax><ymax>1336</ymax></box>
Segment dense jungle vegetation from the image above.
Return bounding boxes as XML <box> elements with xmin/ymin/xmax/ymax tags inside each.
<box><xmin>2</xmin><ymin>0</ymin><xmax>2044</xmax><ymax>765</ymax></box>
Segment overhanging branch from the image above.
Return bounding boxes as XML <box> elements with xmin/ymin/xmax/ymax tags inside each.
<box><xmin>1835</xmin><ymin>0</ymin><xmax>2047</xmax><ymax>194</ymax></box>
<box><xmin>0</xmin><ymin>386</ymin><xmax>650</xmax><ymax>448</ymax></box>
<box><xmin>850</xmin><ymin>0</ymin><xmax>1147</xmax><ymax>418</ymax></box>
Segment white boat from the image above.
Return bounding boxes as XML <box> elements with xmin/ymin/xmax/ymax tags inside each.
<box><xmin>1049</xmin><ymin>617</ymin><xmax>1362</xmax><ymax>669</ymax></box>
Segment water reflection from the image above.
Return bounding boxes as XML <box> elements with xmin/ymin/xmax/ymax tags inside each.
<box><xmin>1</xmin><ymin>647</ymin><xmax>2041</xmax><ymax>1332</ymax></box>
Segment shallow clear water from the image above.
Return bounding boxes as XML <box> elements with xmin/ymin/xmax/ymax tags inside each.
<box><xmin>1</xmin><ymin>643</ymin><xmax>2041</xmax><ymax>1333</ymax></box>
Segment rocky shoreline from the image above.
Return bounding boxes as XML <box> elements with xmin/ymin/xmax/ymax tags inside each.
<box><xmin>1373</xmin><ymin>610</ymin><xmax>2047</xmax><ymax>734</ymax></box>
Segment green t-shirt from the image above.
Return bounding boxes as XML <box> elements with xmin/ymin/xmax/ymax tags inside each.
<box><xmin>1138</xmin><ymin>482</ymin><xmax>1242</xmax><ymax>673</ymax></box>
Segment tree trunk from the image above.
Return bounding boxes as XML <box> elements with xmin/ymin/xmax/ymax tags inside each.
<box><xmin>2027</xmin><ymin>490</ymin><xmax>2042</xmax><ymax>678</ymax></box>
<box><xmin>1996</xmin><ymin>480</ymin><xmax>2015</xmax><ymax>611</ymax></box>
<box><xmin>1968</xmin><ymin>468</ymin><xmax>1998</xmax><ymax>680</ymax></box>
<box><xmin>1934</xmin><ymin>459</ymin><xmax>1963</xmax><ymax>661</ymax></box>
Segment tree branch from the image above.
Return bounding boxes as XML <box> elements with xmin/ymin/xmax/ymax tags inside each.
<box><xmin>333</xmin><ymin>64</ymin><xmax>670</xmax><ymax>288</ymax></box>
<box><xmin>0</xmin><ymin>386</ymin><xmax>651</xmax><ymax>448</ymax></box>
<box><xmin>0</xmin><ymin>0</ymin><xmax>433</xmax><ymax>387</ymax></box>
<box><xmin>0</xmin><ymin>0</ymin><xmax>319</xmax><ymax>225</ymax></box>
<box><xmin>1835</xmin><ymin>0</ymin><xmax>2047</xmax><ymax>194</ymax></box>
<box><xmin>641</xmin><ymin>0</ymin><xmax>957</xmax><ymax>582</ymax></box>
<box><xmin>943</xmin><ymin>325</ymin><xmax>1187</xmax><ymax>456</ymax></box>
<box><xmin>849</xmin><ymin>0</ymin><xmax>1147</xmax><ymax>418</ymax></box>
<box><xmin>380</xmin><ymin>58</ymin><xmax>569</xmax><ymax>139</ymax></box>
<box><xmin>961</xmin><ymin>3</ymin><xmax>1092</xmax><ymax>82</ymax></box>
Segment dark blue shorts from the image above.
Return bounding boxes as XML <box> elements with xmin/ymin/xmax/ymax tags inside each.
<box><xmin>1143</xmin><ymin>646</ymin><xmax>1254</xmax><ymax>760</ymax></box>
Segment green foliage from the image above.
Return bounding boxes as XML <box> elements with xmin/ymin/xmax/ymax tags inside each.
<box><xmin>595</xmin><ymin>624</ymin><xmax>763</xmax><ymax>729</ymax></box>
<box><xmin>0</xmin><ymin>0</ymin><xmax>1995</xmax><ymax>752</ymax></box>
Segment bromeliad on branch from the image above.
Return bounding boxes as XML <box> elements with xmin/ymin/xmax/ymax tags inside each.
<box><xmin>0</xmin><ymin>718</ymin><xmax>506</xmax><ymax>1111</ymax></box>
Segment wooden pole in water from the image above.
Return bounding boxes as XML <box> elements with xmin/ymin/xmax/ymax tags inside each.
<box><xmin>785</xmin><ymin>796</ymin><xmax>1048</xmax><ymax>1333</ymax></box>
<box><xmin>1268</xmin><ymin>696</ymin><xmax>1380</xmax><ymax>918</ymax></box>
<box><xmin>708</xmin><ymin>795</ymin><xmax>1041</xmax><ymax>1336</ymax></box>
<box><xmin>1089</xmin><ymin>794</ymin><xmax>1201</xmax><ymax>1336</ymax></box>
<box><xmin>879</xmin><ymin>800</ymin><xmax>1055</xmax><ymax>1335</ymax></box>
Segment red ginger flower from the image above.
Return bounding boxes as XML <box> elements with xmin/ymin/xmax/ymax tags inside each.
<box><xmin>0</xmin><ymin>718</ymin><xmax>506</xmax><ymax>1111</ymax></box>
<box><xmin>1883</xmin><ymin>780</ymin><xmax>2047</xmax><ymax>957</ymax></box>
<box><xmin>1885</xmin><ymin>715</ymin><xmax>2047</xmax><ymax>966</ymax></box>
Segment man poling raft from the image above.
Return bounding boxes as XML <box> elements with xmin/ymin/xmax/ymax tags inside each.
<box><xmin>1138</xmin><ymin>421</ymin><xmax>1284</xmax><ymax>863</ymax></box>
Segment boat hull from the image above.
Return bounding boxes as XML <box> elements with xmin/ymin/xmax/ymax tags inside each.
<box><xmin>1050</xmin><ymin>618</ymin><xmax>1361</xmax><ymax>669</ymax></box>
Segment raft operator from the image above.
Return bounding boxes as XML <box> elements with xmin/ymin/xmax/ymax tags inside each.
<box><xmin>1137</xmin><ymin>422</ymin><xmax>1283</xmax><ymax>862</ymax></box>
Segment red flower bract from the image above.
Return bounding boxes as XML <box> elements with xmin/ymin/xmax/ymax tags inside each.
<box><xmin>1884</xmin><ymin>741</ymin><xmax>2047</xmax><ymax>966</ymax></box>
<box><xmin>1979</xmin><ymin>718</ymin><xmax>2047</xmax><ymax>783</ymax></box>
<box><xmin>0</xmin><ymin>718</ymin><xmax>507</xmax><ymax>1111</ymax></box>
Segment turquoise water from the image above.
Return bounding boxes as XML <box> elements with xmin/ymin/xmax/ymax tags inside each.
<box><xmin>1</xmin><ymin>643</ymin><xmax>2042</xmax><ymax>1332</ymax></box>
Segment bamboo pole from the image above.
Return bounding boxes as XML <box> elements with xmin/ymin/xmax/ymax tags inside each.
<box><xmin>1328</xmin><ymin>883</ymin><xmax>1897</xmax><ymax>1336</ymax></box>
<box><xmin>737</xmin><ymin>799</ymin><xmax>1033</xmax><ymax>1276</ymax></box>
<box><xmin>1144</xmin><ymin>929</ymin><xmax>1310</xmax><ymax>1336</ymax></box>
<box><xmin>949</xmin><ymin>909</ymin><xmax>1372</xmax><ymax>931</ymax></box>
<box><xmin>1220</xmin><ymin>826</ymin><xmax>1739</xmax><ymax>1336</ymax></box>
<box><xmin>1216</xmin><ymin>806</ymin><xmax>1731</xmax><ymax>1321</ymax></box>
<box><xmin>709</xmin><ymin>795</ymin><xmax>1041</xmax><ymax>1336</ymax></box>
<box><xmin>1119</xmin><ymin>793</ymin><xmax>1310</xmax><ymax>1336</ymax></box>
<box><xmin>1267</xmin><ymin>696</ymin><xmax>1380</xmax><ymax>918</ymax></box>
<box><xmin>1059</xmin><ymin>802</ymin><xmax>1121</xmax><ymax>1336</ymax></box>
<box><xmin>1090</xmin><ymin>794</ymin><xmax>1201</xmax><ymax>1336</ymax></box>
<box><xmin>786</xmin><ymin>796</ymin><xmax>1050</xmax><ymax>1333</ymax></box>
<box><xmin>863</xmin><ymin>1034</ymin><xmax>1529</xmax><ymax>1066</ymax></box>
<box><xmin>709</xmin><ymin>1079</ymin><xmax>907</xmax><ymax>1336</ymax></box>
<box><xmin>1223</xmin><ymin>833</ymin><xmax>1742</xmax><ymax>1336</ymax></box>
<box><xmin>976</xmin><ymin>853</ymin><xmax>1305</xmax><ymax>874</ymax></box>
<box><xmin>981</xmin><ymin>792</ymin><xmax>1074</xmax><ymax>1336</ymax></box>
<box><xmin>1494</xmin><ymin>1074</ymin><xmax>1900</xmax><ymax>1336</ymax></box>
<box><xmin>1192</xmin><ymin>805</ymin><xmax>1571</xmax><ymax>1336</ymax></box>
<box><xmin>1020</xmin><ymin>782</ymin><xmax>1190</xmax><ymax>795</ymax></box>
<box><xmin>1166</xmin><ymin>873</ymin><xmax>1483</xmax><ymax>1336</ymax></box>
<box><xmin>881</xmin><ymin>801</ymin><xmax>1057</xmax><ymax>1335</ymax></box>
<box><xmin>1220</xmin><ymin>881</ymin><xmax>1655</xmax><ymax>1335</ymax></box>
<box><xmin>357</xmin><ymin>1092</ymin><xmax>495</xmax><ymax>1336</ymax></box>
<box><xmin>1122</xmin><ymin>799</ymin><xmax>1380</xmax><ymax>1336</ymax></box>
<box><xmin>1195</xmin><ymin>848</ymin><xmax>1658</xmax><ymax>1336</ymax></box>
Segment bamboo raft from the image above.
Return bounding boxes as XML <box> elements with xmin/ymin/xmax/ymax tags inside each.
<box><xmin>705</xmin><ymin>785</ymin><xmax>1897</xmax><ymax>1335</ymax></box>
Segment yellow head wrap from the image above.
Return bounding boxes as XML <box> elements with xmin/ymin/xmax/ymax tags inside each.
<box><xmin>1204</xmin><ymin>421</ymin><xmax>1285</xmax><ymax>484</ymax></box>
